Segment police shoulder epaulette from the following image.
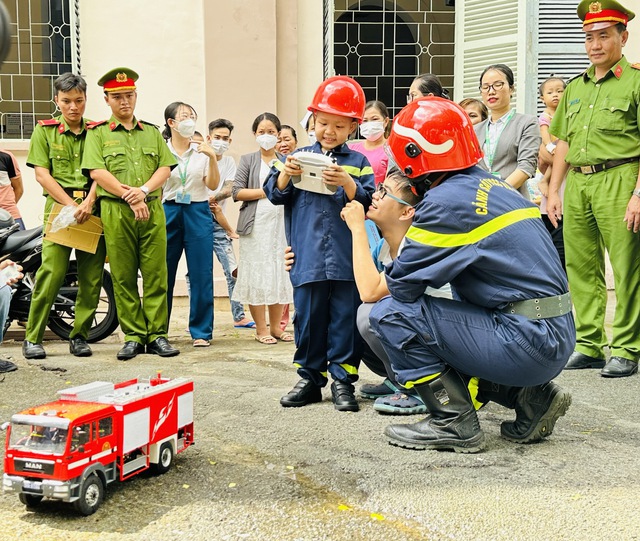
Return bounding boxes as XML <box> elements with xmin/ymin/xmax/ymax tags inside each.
<box><xmin>37</xmin><ymin>118</ymin><xmax>60</xmax><ymax>127</ymax></box>
<box><xmin>139</xmin><ymin>119</ymin><xmax>159</xmax><ymax>128</ymax></box>
<box><xmin>86</xmin><ymin>120</ymin><xmax>108</xmax><ymax>129</ymax></box>
<box><xmin>631</xmin><ymin>63</ymin><xmax>640</xmax><ymax>70</ymax></box>
<box><xmin>566</xmin><ymin>72</ymin><xmax>584</xmax><ymax>85</ymax></box>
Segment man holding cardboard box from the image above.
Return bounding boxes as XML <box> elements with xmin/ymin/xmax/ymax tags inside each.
<box><xmin>23</xmin><ymin>73</ymin><xmax>106</xmax><ymax>360</ymax></box>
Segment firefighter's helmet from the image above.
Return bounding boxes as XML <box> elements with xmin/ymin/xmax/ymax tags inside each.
<box><xmin>386</xmin><ymin>96</ymin><xmax>483</xmax><ymax>178</ymax></box>
<box><xmin>308</xmin><ymin>76</ymin><xmax>366</xmax><ymax>122</ymax></box>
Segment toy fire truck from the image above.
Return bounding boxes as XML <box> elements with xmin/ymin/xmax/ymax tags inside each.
<box><xmin>2</xmin><ymin>374</ymin><xmax>194</xmax><ymax>515</ymax></box>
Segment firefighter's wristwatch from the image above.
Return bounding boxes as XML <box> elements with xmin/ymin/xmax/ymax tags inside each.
<box><xmin>140</xmin><ymin>185</ymin><xmax>150</xmax><ymax>196</ymax></box>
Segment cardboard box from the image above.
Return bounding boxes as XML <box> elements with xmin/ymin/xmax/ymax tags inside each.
<box><xmin>44</xmin><ymin>203</ymin><xmax>103</xmax><ymax>254</ymax></box>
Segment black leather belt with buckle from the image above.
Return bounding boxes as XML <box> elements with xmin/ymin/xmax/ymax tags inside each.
<box><xmin>63</xmin><ymin>188</ymin><xmax>88</xmax><ymax>199</ymax></box>
<box><xmin>572</xmin><ymin>157</ymin><xmax>638</xmax><ymax>175</ymax></box>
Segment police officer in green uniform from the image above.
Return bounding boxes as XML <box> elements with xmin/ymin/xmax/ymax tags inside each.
<box><xmin>548</xmin><ymin>0</ymin><xmax>640</xmax><ymax>377</ymax></box>
<box><xmin>81</xmin><ymin>67</ymin><xmax>179</xmax><ymax>360</ymax></box>
<box><xmin>23</xmin><ymin>73</ymin><xmax>106</xmax><ymax>360</ymax></box>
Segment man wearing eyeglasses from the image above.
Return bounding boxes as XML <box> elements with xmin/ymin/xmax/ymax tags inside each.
<box><xmin>547</xmin><ymin>0</ymin><xmax>640</xmax><ymax>378</ymax></box>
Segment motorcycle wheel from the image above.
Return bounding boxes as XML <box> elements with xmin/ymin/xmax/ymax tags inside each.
<box><xmin>47</xmin><ymin>263</ymin><xmax>119</xmax><ymax>343</ymax></box>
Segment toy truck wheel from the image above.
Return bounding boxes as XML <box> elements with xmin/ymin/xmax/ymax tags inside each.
<box><xmin>153</xmin><ymin>442</ymin><xmax>174</xmax><ymax>474</ymax></box>
<box><xmin>73</xmin><ymin>474</ymin><xmax>104</xmax><ymax>516</ymax></box>
<box><xmin>19</xmin><ymin>493</ymin><xmax>43</xmax><ymax>507</ymax></box>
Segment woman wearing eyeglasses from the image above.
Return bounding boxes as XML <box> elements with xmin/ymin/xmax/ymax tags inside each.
<box><xmin>474</xmin><ymin>64</ymin><xmax>541</xmax><ymax>199</ymax></box>
<box><xmin>162</xmin><ymin>101</ymin><xmax>220</xmax><ymax>347</ymax></box>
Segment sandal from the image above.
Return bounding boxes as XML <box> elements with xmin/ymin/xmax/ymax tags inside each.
<box><xmin>255</xmin><ymin>334</ymin><xmax>277</xmax><ymax>345</ymax></box>
<box><xmin>373</xmin><ymin>391</ymin><xmax>427</xmax><ymax>415</ymax></box>
<box><xmin>272</xmin><ymin>331</ymin><xmax>294</xmax><ymax>343</ymax></box>
<box><xmin>360</xmin><ymin>378</ymin><xmax>398</xmax><ymax>399</ymax></box>
<box><xmin>234</xmin><ymin>318</ymin><xmax>256</xmax><ymax>329</ymax></box>
<box><xmin>193</xmin><ymin>339</ymin><xmax>210</xmax><ymax>347</ymax></box>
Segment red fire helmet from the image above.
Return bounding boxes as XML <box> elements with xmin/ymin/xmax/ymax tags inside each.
<box><xmin>308</xmin><ymin>76</ymin><xmax>366</xmax><ymax>122</ymax></box>
<box><xmin>386</xmin><ymin>96</ymin><xmax>483</xmax><ymax>178</ymax></box>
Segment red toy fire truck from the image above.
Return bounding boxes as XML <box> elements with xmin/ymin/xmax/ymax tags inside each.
<box><xmin>2</xmin><ymin>374</ymin><xmax>194</xmax><ymax>515</ymax></box>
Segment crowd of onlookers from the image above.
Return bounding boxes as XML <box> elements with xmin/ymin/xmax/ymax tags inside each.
<box><xmin>0</xmin><ymin>64</ymin><xmax>565</xmax><ymax>353</ymax></box>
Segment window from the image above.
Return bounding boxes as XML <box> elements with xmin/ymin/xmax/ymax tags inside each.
<box><xmin>70</xmin><ymin>422</ymin><xmax>90</xmax><ymax>451</ymax></box>
<box><xmin>98</xmin><ymin>417</ymin><xmax>113</xmax><ymax>438</ymax></box>
<box><xmin>333</xmin><ymin>1</ymin><xmax>455</xmax><ymax>117</ymax></box>
<box><xmin>0</xmin><ymin>0</ymin><xmax>80</xmax><ymax>141</ymax></box>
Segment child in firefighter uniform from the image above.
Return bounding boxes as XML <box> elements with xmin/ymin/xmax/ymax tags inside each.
<box><xmin>264</xmin><ymin>76</ymin><xmax>375</xmax><ymax>411</ymax></box>
<box><xmin>368</xmin><ymin>97</ymin><xmax>574</xmax><ymax>452</ymax></box>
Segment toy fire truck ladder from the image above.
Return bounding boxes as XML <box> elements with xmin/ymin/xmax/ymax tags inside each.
<box><xmin>57</xmin><ymin>377</ymin><xmax>191</xmax><ymax>406</ymax></box>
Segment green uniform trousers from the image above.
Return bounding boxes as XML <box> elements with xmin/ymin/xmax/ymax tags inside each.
<box><xmin>100</xmin><ymin>197</ymin><xmax>168</xmax><ymax>344</ymax></box>
<box><xmin>25</xmin><ymin>196</ymin><xmax>106</xmax><ymax>344</ymax></box>
<box><xmin>563</xmin><ymin>162</ymin><xmax>640</xmax><ymax>361</ymax></box>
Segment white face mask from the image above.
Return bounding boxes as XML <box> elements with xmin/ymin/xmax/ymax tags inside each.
<box><xmin>210</xmin><ymin>139</ymin><xmax>230</xmax><ymax>155</ymax></box>
<box><xmin>360</xmin><ymin>121</ymin><xmax>385</xmax><ymax>141</ymax></box>
<box><xmin>256</xmin><ymin>133</ymin><xmax>278</xmax><ymax>151</ymax></box>
<box><xmin>175</xmin><ymin>118</ymin><xmax>196</xmax><ymax>139</ymax></box>
<box><xmin>308</xmin><ymin>131</ymin><xmax>317</xmax><ymax>145</ymax></box>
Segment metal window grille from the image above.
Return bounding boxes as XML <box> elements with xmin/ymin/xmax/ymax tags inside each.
<box><xmin>536</xmin><ymin>0</ymin><xmax>590</xmax><ymax>115</ymax></box>
<box><xmin>0</xmin><ymin>0</ymin><xmax>80</xmax><ymax>141</ymax></box>
<box><xmin>332</xmin><ymin>0</ymin><xmax>455</xmax><ymax>118</ymax></box>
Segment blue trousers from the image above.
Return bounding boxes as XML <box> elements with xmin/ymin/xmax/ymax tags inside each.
<box><xmin>212</xmin><ymin>220</ymin><xmax>245</xmax><ymax>322</ymax></box>
<box><xmin>0</xmin><ymin>285</ymin><xmax>11</xmax><ymax>343</ymax></box>
<box><xmin>370</xmin><ymin>295</ymin><xmax>575</xmax><ymax>388</ymax></box>
<box><xmin>165</xmin><ymin>201</ymin><xmax>214</xmax><ymax>340</ymax></box>
<box><xmin>293</xmin><ymin>280</ymin><xmax>362</xmax><ymax>386</ymax></box>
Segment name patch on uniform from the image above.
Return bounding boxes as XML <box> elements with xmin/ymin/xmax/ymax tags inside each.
<box><xmin>569</xmin><ymin>98</ymin><xmax>580</xmax><ymax>106</ymax></box>
<box><xmin>103</xmin><ymin>140</ymin><xmax>121</xmax><ymax>147</ymax></box>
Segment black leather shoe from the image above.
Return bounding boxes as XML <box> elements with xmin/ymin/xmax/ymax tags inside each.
<box><xmin>69</xmin><ymin>337</ymin><xmax>92</xmax><ymax>357</ymax></box>
<box><xmin>331</xmin><ymin>380</ymin><xmax>359</xmax><ymax>412</ymax></box>
<box><xmin>564</xmin><ymin>351</ymin><xmax>605</xmax><ymax>370</ymax></box>
<box><xmin>280</xmin><ymin>378</ymin><xmax>322</xmax><ymax>407</ymax></box>
<box><xmin>600</xmin><ymin>356</ymin><xmax>638</xmax><ymax>378</ymax></box>
<box><xmin>22</xmin><ymin>340</ymin><xmax>46</xmax><ymax>360</ymax></box>
<box><xmin>117</xmin><ymin>341</ymin><xmax>145</xmax><ymax>361</ymax></box>
<box><xmin>146</xmin><ymin>337</ymin><xmax>180</xmax><ymax>357</ymax></box>
<box><xmin>0</xmin><ymin>359</ymin><xmax>17</xmax><ymax>373</ymax></box>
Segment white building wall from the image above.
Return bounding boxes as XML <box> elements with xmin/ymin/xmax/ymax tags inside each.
<box><xmin>5</xmin><ymin>0</ymin><xmax>639</xmax><ymax>296</ymax></box>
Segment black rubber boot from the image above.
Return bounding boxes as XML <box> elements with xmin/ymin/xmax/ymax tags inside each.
<box><xmin>477</xmin><ymin>379</ymin><xmax>571</xmax><ymax>443</ymax></box>
<box><xmin>384</xmin><ymin>368</ymin><xmax>485</xmax><ymax>453</ymax></box>
<box><xmin>476</xmin><ymin>380</ymin><xmax>521</xmax><ymax>409</ymax></box>
<box><xmin>501</xmin><ymin>382</ymin><xmax>571</xmax><ymax>443</ymax></box>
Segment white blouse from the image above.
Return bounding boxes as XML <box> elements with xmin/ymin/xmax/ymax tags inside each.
<box><xmin>163</xmin><ymin>141</ymin><xmax>210</xmax><ymax>203</ymax></box>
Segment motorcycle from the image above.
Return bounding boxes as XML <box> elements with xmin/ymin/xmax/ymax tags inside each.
<box><xmin>0</xmin><ymin>218</ymin><xmax>119</xmax><ymax>342</ymax></box>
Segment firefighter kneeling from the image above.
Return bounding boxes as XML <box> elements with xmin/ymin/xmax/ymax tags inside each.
<box><xmin>369</xmin><ymin>97</ymin><xmax>574</xmax><ymax>452</ymax></box>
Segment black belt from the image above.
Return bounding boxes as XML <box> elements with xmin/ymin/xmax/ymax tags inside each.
<box><xmin>572</xmin><ymin>157</ymin><xmax>638</xmax><ymax>175</ymax></box>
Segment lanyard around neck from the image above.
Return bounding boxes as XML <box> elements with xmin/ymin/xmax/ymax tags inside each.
<box><xmin>484</xmin><ymin>109</ymin><xmax>515</xmax><ymax>170</ymax></box>
<box><xmin>176</xmin><ymin>152</ymin><xmax>192</xmax><ymax>187</ymax></box>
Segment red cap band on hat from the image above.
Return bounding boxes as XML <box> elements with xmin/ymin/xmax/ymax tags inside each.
<box><xmin>102</xmin><ymin>72</ymin><xmax>137</xmax><ymax>92</ymax></box>
<box><xmin>583</xmin><ymin>8</ymin><xmax>629</xmax><ymax>26</ymax></box>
